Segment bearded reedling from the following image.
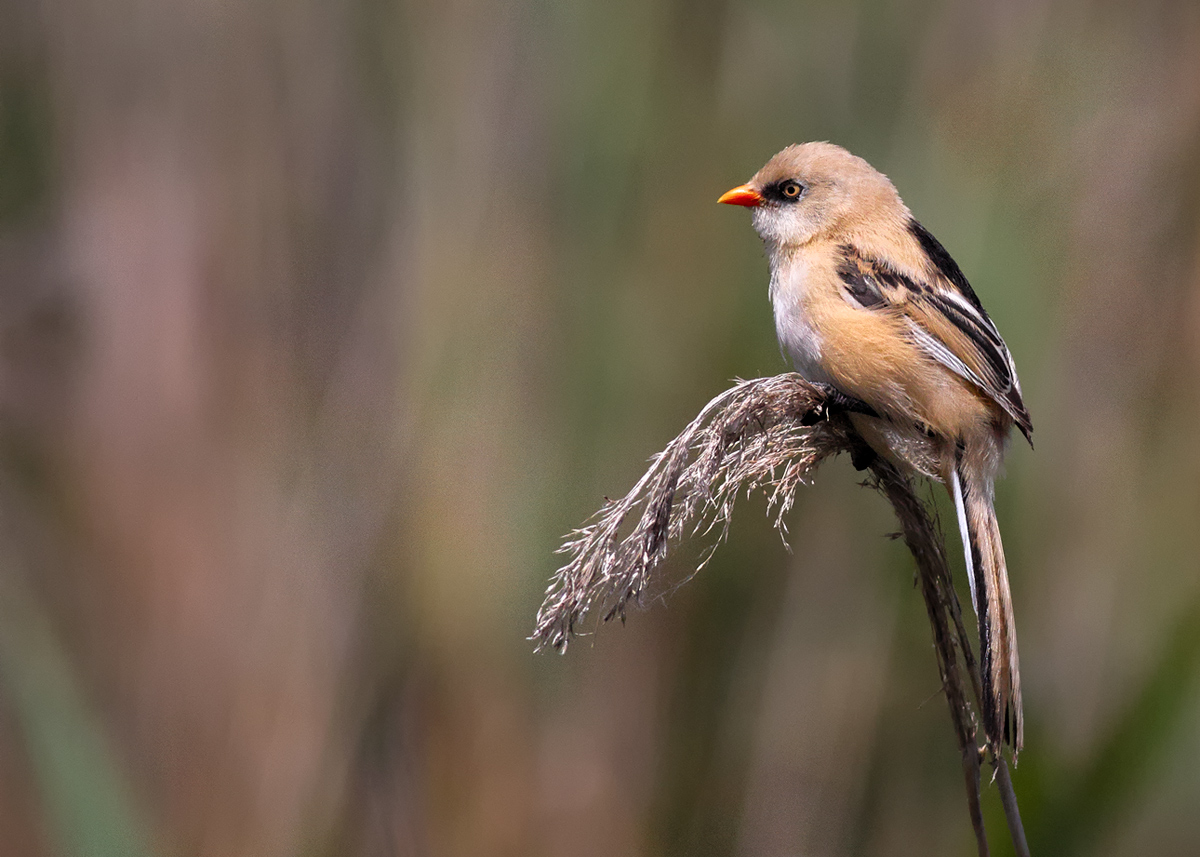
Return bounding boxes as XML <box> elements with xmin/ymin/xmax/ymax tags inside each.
<box><xmin>720</xmin><ymin>143</ymin><xmax>1032</xmax><ymax>750</ymax></box>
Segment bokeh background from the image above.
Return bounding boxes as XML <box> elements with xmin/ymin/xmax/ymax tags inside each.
<box><xmin>1</xmin><ymin>0</ymin><xmax>1199</xmax><ymax>854</ymax></box>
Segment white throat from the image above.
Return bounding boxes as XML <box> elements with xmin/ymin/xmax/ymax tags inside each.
<box><xmin>768</xmin><ymin>251</ymin><xmax>830</xmax><ymax>384</ymax></box>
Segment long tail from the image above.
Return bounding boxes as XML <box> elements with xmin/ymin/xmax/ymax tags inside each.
<box><xmin>950</xmin><ymin>462</ymin><xmax>1023</xmax><ymax>753</ymax></box>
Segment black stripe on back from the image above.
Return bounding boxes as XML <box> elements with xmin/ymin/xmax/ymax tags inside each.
<box><xmin>908</xmin><ymin>219</ymin><xmax>988</xmax><ymax>314</ymax></box>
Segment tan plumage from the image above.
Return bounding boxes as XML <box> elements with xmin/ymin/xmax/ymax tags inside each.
<box><xmin>720</xmin><ymin>142</ymin><xmax>1032</xmax><ymax>752</ymax></box>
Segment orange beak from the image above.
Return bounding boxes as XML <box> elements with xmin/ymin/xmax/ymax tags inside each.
<box><xmin>718</xmin><ymin>183</ymin><xmax>763</xmax><ymax>207</ymax></box>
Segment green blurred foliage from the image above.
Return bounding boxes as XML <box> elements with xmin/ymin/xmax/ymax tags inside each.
<box><xmin>0</xmin><ymin>71</ymin><xmax>52</xmax><ymax>224</ymax></box>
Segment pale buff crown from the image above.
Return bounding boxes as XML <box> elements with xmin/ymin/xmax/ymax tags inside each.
<box><xmin>746</xmin><ymin>142</ymin><xmax>912</xmax><ymax>252</ymax></box>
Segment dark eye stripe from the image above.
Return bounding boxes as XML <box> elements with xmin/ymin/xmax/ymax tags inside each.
<box><xmin>766</xmin><ymin>180</ymin><xmax>805</xmax><ymax>203</ymax></box>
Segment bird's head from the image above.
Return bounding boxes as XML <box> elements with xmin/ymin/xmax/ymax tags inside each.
<box><xmin>719</xmin><ymin>142</ymin><xmax>904</xmax><ymax>251</ymax></box>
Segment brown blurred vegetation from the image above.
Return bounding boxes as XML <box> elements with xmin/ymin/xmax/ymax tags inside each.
<box><xmin>1</xmin><ymin>0</ymin><xmax>1200</xmax><ymax>855</ymax></box>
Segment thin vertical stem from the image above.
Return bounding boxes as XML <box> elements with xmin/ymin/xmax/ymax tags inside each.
<box><xmin>995</xmin><ymin>756</ymin><xmax>1032</xmax><ymax>857</ymax></box>
<box><xmin>870</xmin><ymin>457</ymin><xmax>991</xmax><ymax>856</ymax></box>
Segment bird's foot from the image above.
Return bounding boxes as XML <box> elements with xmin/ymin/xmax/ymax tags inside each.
<box><xmin>799</xmin><ymin>383</ymin><xmax>879</xmax><ymax>471</ymax></box>
<box><xmin>801</xmin><ymin>382</ymin><xmax>879</xmax><ymax>426</ymax></box>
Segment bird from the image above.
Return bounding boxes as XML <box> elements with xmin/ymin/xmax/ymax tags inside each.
<box><xmin>719</xmin><ymin>142</ymin><xmax>1032</xmax><ymax>752</ymax></box>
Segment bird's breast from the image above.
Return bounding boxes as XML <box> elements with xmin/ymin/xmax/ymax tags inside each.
<box><xmin>770</xmin><ymin>256</ymin><xmax>831</xmax><ymax>384</ymax></box>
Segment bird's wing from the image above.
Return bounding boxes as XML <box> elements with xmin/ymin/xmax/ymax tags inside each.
<box><xmin>835</xmin><ymin>243</ymin><xmax>1033</xmax><ymax>442</ymax></box>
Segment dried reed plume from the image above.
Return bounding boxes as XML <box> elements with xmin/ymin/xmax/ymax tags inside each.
<box><xmin>532</xmin><ymin>374</ymin><xmax>1029</xmax><ymax>856</ymax></box>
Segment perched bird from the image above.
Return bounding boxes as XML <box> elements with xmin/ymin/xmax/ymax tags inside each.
<box><xmin>719</xmin><ymin>143</ymin><xmax>1032</xmax><ymax>752</ymax></box>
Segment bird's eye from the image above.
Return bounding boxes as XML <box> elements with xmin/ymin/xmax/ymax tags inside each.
<box><xmin>781</xmin><ymin>181</ymin><xmax>803</xmax><ymax>199</ymax></box>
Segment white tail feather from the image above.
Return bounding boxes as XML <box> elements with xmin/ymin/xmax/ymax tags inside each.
<box><xmin>959</xmin><ymin>465</ymin><xmax>1023</xmax><ymax>752</ymax></box>
<box><xmin>950</xmin><ymin>468</ymin><xmax>978</xmax><ymax>616</ymax></box>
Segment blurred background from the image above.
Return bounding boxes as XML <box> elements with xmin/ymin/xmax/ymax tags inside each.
<box><xmin>0</xmin><ymin>0</ymin><xmax>1199</xmax><ymax>854</ymax></box>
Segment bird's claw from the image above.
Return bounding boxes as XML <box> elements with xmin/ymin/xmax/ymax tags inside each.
<box><xmin>801</xmin><ymin>383</ymin><xmax>880</xmax><ymax>471</ymax></box>
<box><xmin>803</xmin><ymin>383</ymin><xmax>879</xmax><ymax>425</ymax></box>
